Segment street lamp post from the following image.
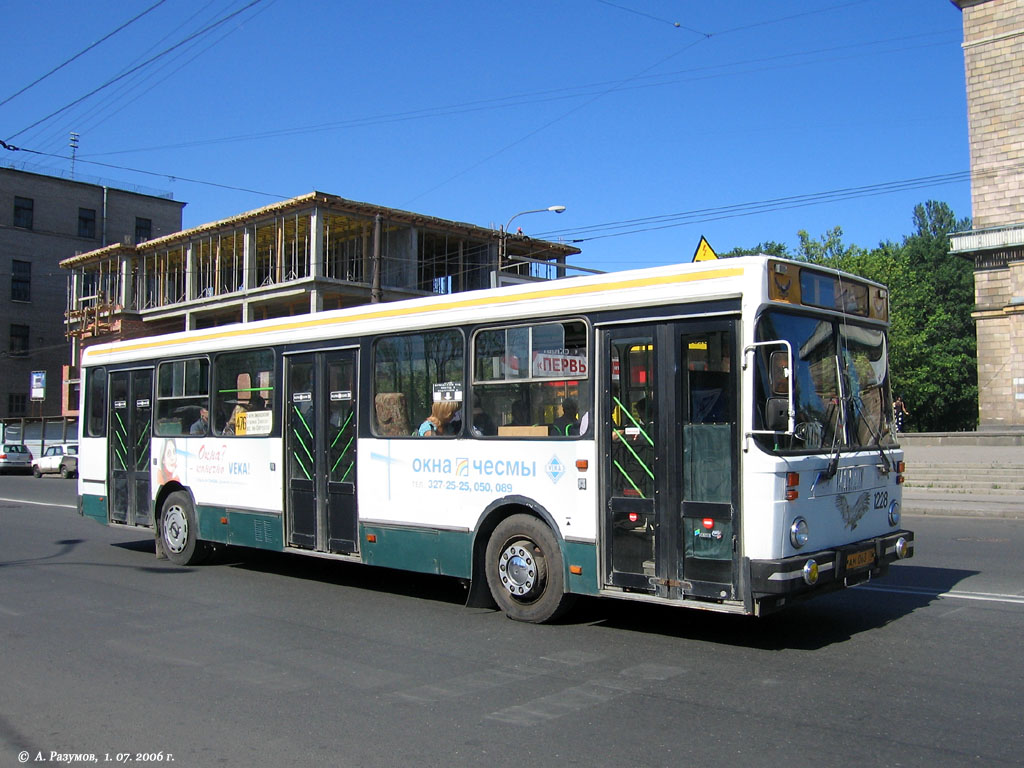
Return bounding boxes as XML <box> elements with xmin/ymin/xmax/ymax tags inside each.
<box><xmin>499</xmin><ymin>205</ymin><xmax>566</xmax><ymax>272</ymax></box>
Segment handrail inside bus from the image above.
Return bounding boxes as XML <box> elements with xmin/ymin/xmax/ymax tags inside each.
<box><xmin>743</xmin><ymin>339</ymin><xmax>795</xmax><ymax>447</ymax></box>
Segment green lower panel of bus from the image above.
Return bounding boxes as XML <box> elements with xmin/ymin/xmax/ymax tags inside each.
<box><xmin>196</xmin><ymin>505</ymin><xmax>284</xmax><ymax>550</ymax></box>
<box><xmin>563</xmin><ymin>540</ymin><xmax>600</xmax><ymax>596</ymax></box>
<box><xmin>360</xmin><ymin>524</ymin><xmax>472</xmax><ymax>578</ymax></box>
<box><xmin>82</xmin><ymin>493</ymin><xmax>108</xmax><ymax>525</ymax></box>
<box><xmin>359</xmin><ymin>524</ymin><xmax>600</xmax><ymax>595</ymax></box>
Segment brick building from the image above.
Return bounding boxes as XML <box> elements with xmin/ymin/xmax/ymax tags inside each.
<box><xmin>949</xmin><ymin>0</ymin><xmax>1024</xmax><ymax>430</ymax></box>
<box><xmin>0</xmin><ymin>166</ymin><xmax>184</xmax><ymax>418</ymax></box>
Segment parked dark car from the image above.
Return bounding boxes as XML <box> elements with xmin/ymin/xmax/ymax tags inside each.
<box><xmin>59</xmin><ymin>453</ymin><xmax>78</xmax><ymax>479</ymax></box>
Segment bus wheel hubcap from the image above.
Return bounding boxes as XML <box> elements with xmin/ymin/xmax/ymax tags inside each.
<box><xmin>498</xmin><ymin>541</ymin><xmax>539</xmax><ymax>597</ymax></box>
<box><xmin>164</xmin><ymin>506</ymin><xmax>188</xmax><ymax>554</ymax></box>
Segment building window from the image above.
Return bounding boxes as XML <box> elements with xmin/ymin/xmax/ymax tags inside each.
<box><xmin>13</xmin><ymin>197</ymin><xmax>33</xmax><ymax>229</ymax></box>
<box><xmin>9</xmin><ymin>324</ymin><xmax>29</xmax><ymax>356</ymax></box>
<box><xmin>8</xmin><ymin>393</ymin><xmax>27</xmax><ymax>417</ymax></box>
<box><xmin>11</xmin><ymin>260</ymin><xmax>30</xmax><ymax>302</ymax></box>
<box><xmin>135</xmin><ymin>217</ymin><xmax>152</xmax><ymax>243</ymax></box>
<box><xmin>78</xmin><ymin>208</ymin><xmax>96</xmax><ymax>239</ymax></box>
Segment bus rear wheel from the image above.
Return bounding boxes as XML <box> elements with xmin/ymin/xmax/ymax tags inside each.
<box><xmin>485</xmin><ymin>514</ymin><xmax>574</xmax><ymax>623</ymax></box>
<box><xmin>160</xmin><ymin>491</ymin><xmax>209</xmax><ymax>566</ymax></box>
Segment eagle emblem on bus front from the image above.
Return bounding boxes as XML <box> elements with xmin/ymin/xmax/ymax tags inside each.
<box><xmin>836</xmin><ymin>491</ymin><xmax>870</xmax><ymax>530</ymax></box>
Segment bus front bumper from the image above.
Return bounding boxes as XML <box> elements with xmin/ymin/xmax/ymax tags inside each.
<box><xmin>748</xmin><ymin>530</ymin><xmax>914</xmax><ymax>600</ymax></box>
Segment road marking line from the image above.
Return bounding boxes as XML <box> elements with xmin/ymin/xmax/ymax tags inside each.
<box><xmin>0</xmin><ymin>496</ymin><xmax>77</xmax><ymax>510</ymax></box>
<box><xmin>858</xmin><ymin>584</ymin><xmax>1024</xmax><ymax>605</ymax></box>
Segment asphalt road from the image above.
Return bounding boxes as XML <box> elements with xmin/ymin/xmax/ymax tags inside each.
<box><xmin>1</xmin><ymin>475</ymin><xmax>1022</xmax><ymax>768</ymax></box>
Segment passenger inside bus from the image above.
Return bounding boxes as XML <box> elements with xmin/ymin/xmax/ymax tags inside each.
<box><xmin>417</xmin><ymin>401</ymin><xmax>459</xmax><ymax>436</ymax></box>
<box><xmin>552</xmin><ymin>397</ymin><xmax>581</xmax><ymax>436</ymax></box>
<box><xmin>223</xmin><ymin>404</ymin><xmax>247</xmax><ymax>435</ymax></box>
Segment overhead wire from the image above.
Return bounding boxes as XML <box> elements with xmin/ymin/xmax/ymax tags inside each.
<box><xmin>53</xmin><ymin>0</ymin><xmax>280</xmax><ymax>151</ymax></box>
<box><xmin>21</xmin><ymin>0</ymin><xmax>229</xmax><ymax>154</ymax></box>
<box><xmin>75</xmin><ymin>29</ymin><xmax>955</xmax><ymax>159</ymax></box>
<box><xmin>4</xmin><ymin>0</ymin><xmax>269</xmax><ymax>144</ymax></box>
<box><xmin>0</xmin><ymin>0</ymin><xmax>170</xmax><ymax>110</ymax></box>
<box><xmin>535</xmin><ymin>170</ymin><xmax>976</xmax><ymax>244</ymax></box>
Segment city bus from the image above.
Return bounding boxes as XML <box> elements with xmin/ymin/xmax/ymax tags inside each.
<box><xmin>76</xmin><ymin>255</ymin><xmax>913</xmax><ymax>622</ymax></box>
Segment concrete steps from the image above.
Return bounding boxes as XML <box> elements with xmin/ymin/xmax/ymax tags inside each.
<box><xmin>903</xmin><ymin>463</ymin><xmax>1024</xmax><ymax>494</ymax></box>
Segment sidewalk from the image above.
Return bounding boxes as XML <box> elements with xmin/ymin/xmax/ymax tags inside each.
<box><xmin>899</xmin><ymin>436</ymin><xmax>1024</xmax><ymax>519</ymax></box>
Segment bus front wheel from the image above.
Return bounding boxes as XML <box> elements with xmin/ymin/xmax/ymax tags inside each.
<box><xmin>485</xmin><ymin>514</ymin><xmax>574</xmax><ymax>623</ymax></box>
<box><xmin>160</xmin><ymin>491</ymin><xmax>209</xmax><ymax>566</ymax></box>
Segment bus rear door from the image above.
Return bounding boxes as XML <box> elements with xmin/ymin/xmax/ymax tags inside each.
<box><xmin>601</xmin><ymin>320</ymin><xmax>739</xmax><ymax>601</ymax></box>
<box><xmin>108</xmin><ymin>368</ymin><xmax>154</xmax><ymax>527</ymax></box>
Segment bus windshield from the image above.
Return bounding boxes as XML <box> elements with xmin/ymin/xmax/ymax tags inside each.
<box><xmin>754</xmin><ymin>310</ymin><xmax>896</xmax><ymax>452</ymax></box>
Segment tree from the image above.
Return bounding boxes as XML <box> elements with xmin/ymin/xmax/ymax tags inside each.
<box><xmin>885</xmin><ymin>202</ymin><xmax>976</xmax><ymax>432</ymax></box>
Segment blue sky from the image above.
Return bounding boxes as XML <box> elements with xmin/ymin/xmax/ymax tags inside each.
<box><xmin>2</xmin><ymin>0</ymin><xmax>970</xmax><ymax>272</ymax></box>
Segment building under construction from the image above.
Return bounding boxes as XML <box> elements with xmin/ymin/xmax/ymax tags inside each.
<box><xmin>60</xmin><ymin>191</ymin><xmax>581</xmax><ymax>413</ymax></box>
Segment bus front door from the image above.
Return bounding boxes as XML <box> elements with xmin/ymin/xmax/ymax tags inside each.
<box><xmin>601</xmin><ymin>321</ymin><xmax>738</xmax><ymax>601</ymax></box>
<box><xmin>285</xmin><ymin>349</ymin><xmax>358</xmax><ymax>554</ymax></box>
<box><xmin>108</xmin><ymin>368</ymin><xmax>154</xmax><ymax>527</ymax></box>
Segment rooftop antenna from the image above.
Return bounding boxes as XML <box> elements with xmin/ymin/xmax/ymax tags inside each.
<box><xmin>69</xmin><ymin>132</ymin><xmax>79</xmax><ymax>179</ymax></box>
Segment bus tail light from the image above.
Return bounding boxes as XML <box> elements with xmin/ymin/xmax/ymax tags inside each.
<box><xmin>896</xmin><ymin>460</ymin><xmax>905</xmax><ymax>485</ymax></box>
<box><xmin>785</xmin><ymin>472</ymin><xmax>799</xmax><ymax>501</ymax></box>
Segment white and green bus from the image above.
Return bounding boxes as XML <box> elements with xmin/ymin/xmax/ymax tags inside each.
<box><xmin>77</xmin><ymin>256</ymin><xmax>913</xmax><ymax>621</ymax></box>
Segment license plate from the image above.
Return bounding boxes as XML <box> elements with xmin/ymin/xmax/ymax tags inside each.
<box><xmin>845</xmin><ymin>547</ymin><xmax>876</xmax><ymax>571</ymax></box>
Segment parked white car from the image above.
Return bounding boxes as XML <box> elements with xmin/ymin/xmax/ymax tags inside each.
<box><xmin>33</xmin><ymin>443</ymin><xmax>78</xmax><ymax>478</ymax></box>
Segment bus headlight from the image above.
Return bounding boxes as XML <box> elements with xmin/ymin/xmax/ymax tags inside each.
<box><xmin>888</xmin><ymin>501</ymin><xmax>901</xmax><ymax>527</ymax></box>
<box><xmin>802</xmin><ymin>559</ymin><xmax>819</xmax><ymax>585</ymax></box>
<box><xmin>790</xmin><ymin>517</ymin><xmax>809</xmax><ymax>549</ymax></box>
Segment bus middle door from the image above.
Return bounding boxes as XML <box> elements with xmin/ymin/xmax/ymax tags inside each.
<box><xmin>285</xmin><ymin>349</ymin><xmax>358</xmax><ymax>554</ymax></box>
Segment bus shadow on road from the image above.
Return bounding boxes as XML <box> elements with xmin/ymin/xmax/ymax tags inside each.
<box><xmin>219</xmin><ymin>546</ymin><xmax>471</xmax><ymax>606</ymax></box>
<box><xmin>571</xmin><ymin>564</ymin><xmax>978</xmax><ymax>650</ymax></box>
<box><xmin>108</xmin><ymin>541</ymin><xmax>976</xmax><ymax>647</ymax></box>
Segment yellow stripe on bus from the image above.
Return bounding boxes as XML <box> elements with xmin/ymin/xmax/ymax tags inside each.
<box><xmin>84</xmin><ymin>266</ymin><xmax>744</xmax><ymax>360</ymax></box>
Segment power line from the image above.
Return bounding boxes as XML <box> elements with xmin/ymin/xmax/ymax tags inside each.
<box><xmin>4</xmin><ymin>0</ymin><xmax>269</xmax><ymax>143</ymax></box>
<box><xmin>75</xmin><ymin>29</ymin><xmax>954</xmax><ymax>159</ymax></box>
<box><xmin>594</xmin><ymin>0</ymin><xmax>708</xmax><ymax>34</ymax></box>
<box><xmin>0</xmin><ymin>0</ymin><xmax>170</xmax><ymax>110</ymax></box>
<box><xmin>535</xmin><ymin>170</ymin><xmax>977</xmax><ymax>243</ymax></box>
<box><xmin>41</xmin><ymin>0</ymin><xmax>280</xmax><ymax>155</ymax></box>
<box><xmin>4</xmin><ymin>144</ymin><xmax>287</xmax><ymax>200</ymax></box>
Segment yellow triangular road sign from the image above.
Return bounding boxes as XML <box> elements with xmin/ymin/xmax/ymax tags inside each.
<box><xmin>693</xmin><ymin>235</ymin><xmax>717</xmax><ymax>262</ymax></box>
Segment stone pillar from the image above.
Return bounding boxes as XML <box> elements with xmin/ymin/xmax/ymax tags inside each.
<box><xmin>951</xmin><ymin>0</ymin><xmax>1024</xmax><ymax>429</ymax></box>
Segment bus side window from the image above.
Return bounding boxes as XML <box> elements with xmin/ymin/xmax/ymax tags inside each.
<box><xmin>212</xmin><ymin>349</ymin><xmax>275</xmax><ymax>436</ymax></box>
<box><xmin>155</xmin><ymin>358</ymin><xmax>209</xmax><ymax>436</ymax></box>
<box><xmin>472</xmin><ymin>320</ymin><xmax>590</xmax><ymax>439</ymax></box>
<box><xmin>86</xmin><ymin>367</ymin><xmax>107</xmax><ymax>437</ymax></box>
<box><xmin>371</xmin><ymin>330</ymin><xmax>464</xmax><ymax>438</ymax></box>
